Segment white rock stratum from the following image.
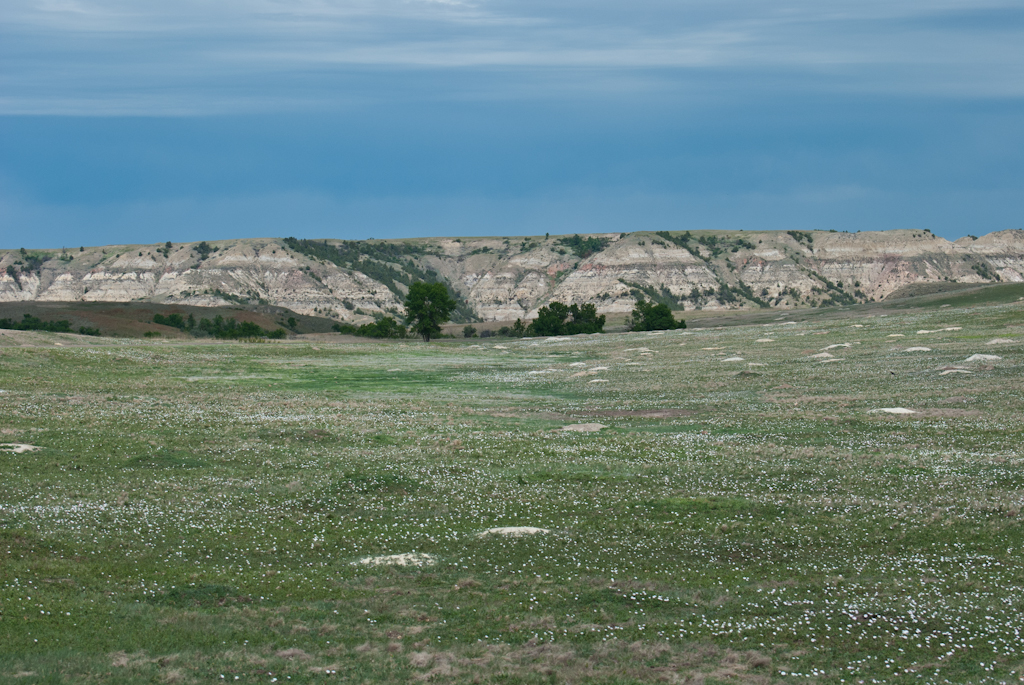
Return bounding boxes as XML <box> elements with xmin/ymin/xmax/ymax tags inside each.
<box><xmin>2</xmin><ymin>229</ymin><xmax>1021</xmax><ymax>322</ymax></box>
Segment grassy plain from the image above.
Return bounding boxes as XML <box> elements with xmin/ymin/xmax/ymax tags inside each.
<box><xmin>1</xmin><ymin>295</ymin><xmax>1023</xmax><ymax>684</ymax></box>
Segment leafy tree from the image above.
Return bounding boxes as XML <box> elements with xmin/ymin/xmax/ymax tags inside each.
<box><xmin>357</xmin><ymin>316</ymin><xmax>407</xmax><ymax>339</ymax></box>
<box><xmin>526</xmin><ymin>301</ymin><xmax>606</xmax><ymax>337</ymax></box>
<box><xmin>153</xmin><ymin>313</ymin><xmax>188</xmax><ymax>330</ymax></box>
<box><xmin>629</xmin><ymin>297</ymin><xmax>685</xmax><ymax>332</ymax></box>
<box><xmin>404</xmin><ymin>282</ymin><xmax>457</xmax><ymax>342</ymax></box>
<box><xmin>463</xmin><ymin>325</ymin><xmax>478</xmax><ymax>338</ymax></box>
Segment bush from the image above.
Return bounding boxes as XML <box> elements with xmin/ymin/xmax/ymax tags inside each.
<box><xmin>629</xmin><ymin>297</ymin><xmax>685</xmax><ymax>331</ymax></box>
<box><xmin>555</xmin><ymin>234</ymin><xmax>610</xmax><ymax>259</ymax></box>
<box><xmin>188</xmin><ymin>315</ymin><xmax>285</xmax><ymax>340</ymax></box>
<box><xmin>525</xmin><ymin>302</ymin><xmax>605</xmax><ymax>337</ymax></box>
<box><xmin>463</xmin><ymin>325</ymin><xmax>478</xmax><ymax>338</ymax></box>
<box><xmin>332</xmin><ymin>317</ymin><xmax>407</xmax><ymax>339</ymax></box>
<box><xmin>0</xmin><ymin>313</ymin><xmax>73</xmax><ymax>333</ymax></box>
<box><xmin>153</xmin><ymin>313</ymin><xmax>188</xmax><ymax>330</ymax></box>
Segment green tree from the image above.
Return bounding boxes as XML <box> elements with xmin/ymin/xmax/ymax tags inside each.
<box><xmin>405</xmin><ymin>281</ymin><xmax>458</xmax><ymax>342</ymax></box>
<box><xmin>525</xmin><ymin>301</ymin><xmax>605</xmax><ymax>337</ymax></box>
<box><xmin>630</xmin><ymin>296</ymin><xmax>685</xmax><ymax>332</ymax></box>
<box><xmin>463</xmin><ymin>325</ymin><xmax>478</xmax><ymax>338</ymax></box>
<box><xmin>528</xmin><ymin>302</ymin><xmax>572</xmax><ymax>336</ymax></box>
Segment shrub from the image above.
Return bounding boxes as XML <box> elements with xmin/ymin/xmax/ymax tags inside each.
<box><xmin>525</xmin><ymin>302</ymin><xmax>605</xmax><ymax>337</ymax></box>
<box><xmin>629</xmin><ymin>297</ymin><xmax>685</xmax><ymax>331</ymax></box>
<box><xmin>555</xmin><ymin>234</ymin><xmax>610</xmax><ymax>259</ymax></box>
<box><xmin>0</xmin><ymin>313</ymin><xmax>73</xmax><ymax>333</ymax></box>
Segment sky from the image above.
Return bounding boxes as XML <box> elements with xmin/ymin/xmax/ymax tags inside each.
<box><xmin>1</xmin><ymin>1</ymin><xmax>1023</xmax><ymax>248</ymax></box>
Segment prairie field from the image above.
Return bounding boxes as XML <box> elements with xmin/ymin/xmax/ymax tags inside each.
<box><xmin>1</xmin><ymin>298</ymin><xmax>1023</xmax><ymax>684</ymax></box>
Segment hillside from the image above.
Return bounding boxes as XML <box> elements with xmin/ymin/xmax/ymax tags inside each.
<box><xmin>2</xmin><ymin>229</ymin><xmax>1023</xmax><ymax>323</ymax></box>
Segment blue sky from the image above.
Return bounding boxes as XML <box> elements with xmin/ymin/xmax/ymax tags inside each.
<box><xmin>1</xmin><ymin>1</ymin><xmax>1022</xmax><ymax>247</ymax></box>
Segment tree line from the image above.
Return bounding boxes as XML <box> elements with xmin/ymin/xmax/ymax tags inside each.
<box><xmin>330</xmin><ymin>282</ymin><xmax>684</xmax><ymax>342</ymax></box>
<box><xmin>152</xmin><ymin>313</ymin><xmax>286</xmax><ymax>339</ymax></box>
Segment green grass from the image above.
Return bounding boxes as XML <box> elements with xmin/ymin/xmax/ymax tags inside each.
<box><xmin>0</xmin><ymin>299</ymin><xmax>1022</xmax><ymax>683</ymax></box>
<box><xmin>892</xmin><ymin>282</ymin><xmax>1024</xmax><ymax>309</ymax></box>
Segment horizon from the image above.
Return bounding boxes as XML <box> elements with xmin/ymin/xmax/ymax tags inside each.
<box><xmin>3</xmin><ymin>226</ymin><xmax>1019</xmax><ymax>253</ymax></box>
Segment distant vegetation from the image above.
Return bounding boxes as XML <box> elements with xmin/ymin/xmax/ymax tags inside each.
<box><xmin>404</xmin><ymin>282</ymin><xmax>458</xmax><ymax>342</ymax></box>
<box><xmin>787</xmin><ymin>230</ymin><xmax>814</xmax><ymax>246</ymax></box>
<box><xmin>0</xmin><ymin>313</ymin><xmax>100</xmax><ymax>336</ymax></box>
<box><xmin>629</xmin><ymin>297</ymin><xmax>685</xmax><ymax>331</ymax></box>
<box><xmin>194</xmin><ymin>241</ymin><xmax>217</xmax><ymax>260</ymax></box>
<box><xmin>652</xmin><ymin>231</ymin><xmax>755</xmax><ymax>259</ymax></box>
<box><xmin>524</xmin><ymin>301</ymin><xmax>605</xmax><ymax>337</ymax></box>
<box><xmin>493</xmin><ymin>302</ymin><xmax>606</xmax><ymax>339</ymax></box>
<box><xmin>555</xmin><ymin>234</ymin><xmax>610</xmax><ymax>259</ymax></box>
<box><xmin>153</xmin><ymin>313</ymin><xmax>285</xmax><ymax>339</ymax></box>
<box><xmin>971</xmin><ymin>261</ymin><xmax>1001</xmax><ymax>281</ymax></box>
<box><xmin>4</xmin><ymin>249</ymin><xmax>52</xmax><ymax>289</ymax></box>
<box><xmin>332</xmin><ymin>317</ymin><xmax>408</xmax><ymax>339</ymax></box>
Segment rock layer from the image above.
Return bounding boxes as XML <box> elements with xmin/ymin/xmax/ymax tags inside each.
<box><xmin>2</xmin><ymin>230</ymin><xmax>1021</xmax><ymax>322</ymax></box>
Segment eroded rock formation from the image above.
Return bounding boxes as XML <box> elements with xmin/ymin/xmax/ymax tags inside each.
<box><xmin>2</xmin><ymin>229</ymin><xmax>1021</xmax><ymax>322</ymax></box>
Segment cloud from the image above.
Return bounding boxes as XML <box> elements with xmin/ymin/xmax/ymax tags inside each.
<box><xmin>2</xmin><ymin>0</ymin><xmax>1024</xmax><ymax>114</ymax></box>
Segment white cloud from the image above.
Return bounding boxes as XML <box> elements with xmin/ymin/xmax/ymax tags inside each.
<box><xmin>2</xmin><ymin>0</ymin><xmax>1023</xmax><ymax>113</ymax></box>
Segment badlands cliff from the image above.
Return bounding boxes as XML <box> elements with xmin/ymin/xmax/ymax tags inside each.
<box><xmin>2</xmin><ymin>229</ymin><xmax>1022</xmax><ymax>323</ymax></box>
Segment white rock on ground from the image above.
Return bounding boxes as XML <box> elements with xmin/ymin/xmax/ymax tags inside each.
<box><xmin>904</xmin><ymin>347</ymin><xmax>932</xmax><ymax>352</ymax></box>
<box><xmin>562</xmin><ymin>423</ymin><xmax>608</xmax><ymax>432</ymax></box>
<box><xmin>964</xmin><ymin>354</ymin><xmax>1002</xmax><ymax>362</ymax></box>
<box><xmin>0</xmin><ymin>444</ymin><xmax>42</xmax><ymax>454</ymax></box>
<box><xmin>355</xmin><ymin>553</ymin><xmax>436</xmax><ymax>567</ymax></box>
<box><xmin>479</xmin><ymin>527</ymin><xmax>550</xmax><ymax>537</ymax></box>
<box><xmin>869</xmin><ymin>408</ymin><xmax>917</xmax><ymax>414</ymax></box>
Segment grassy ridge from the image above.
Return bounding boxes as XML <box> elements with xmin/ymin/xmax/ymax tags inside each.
<box><xmin>0</xmin><ymin>300</ymin><xmax>1022</xmax><ymax>683</ymax></box>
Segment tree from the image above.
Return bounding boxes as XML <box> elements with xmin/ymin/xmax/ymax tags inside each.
<box><xmin>529</xmin><ymin>302</ymin><xmax>573</xmax><ymax>336</ymax></box>
<box><xmin>463</xmin><ymin>325</ymin><xmax>478</xmax><ymax>338</ymax></box>
<box><xmin>629</xmin><ymin>296</ymin><xmax>685</xmax><ymax>332</ymax></box>
<box><xmin>405</xmin><ymin>281</ymin><xmax>458</xmax><ymax>342</ymax></box>
<box><xmin>525</xmin><ymin>301</ymin><xmax>606</xmax><ymax>337</ymax></box>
